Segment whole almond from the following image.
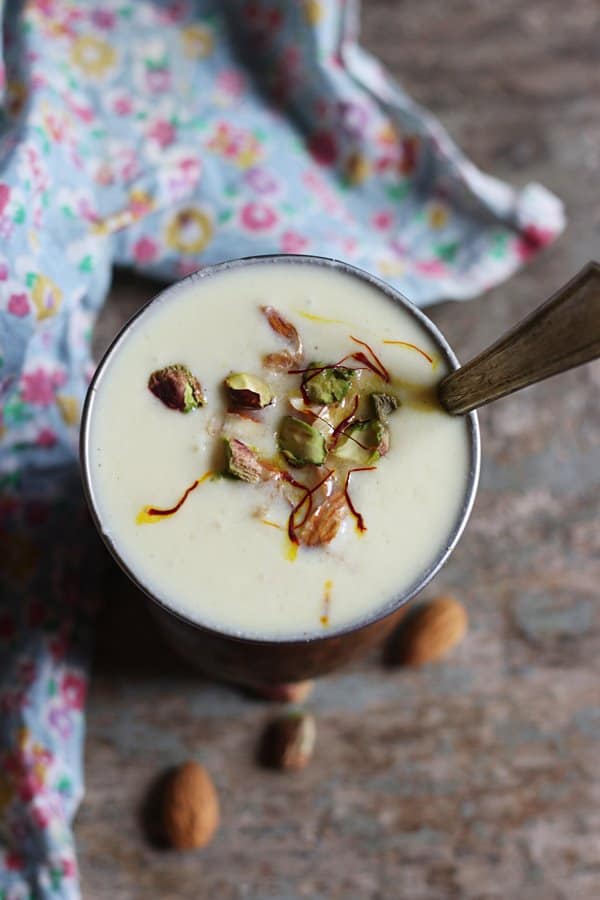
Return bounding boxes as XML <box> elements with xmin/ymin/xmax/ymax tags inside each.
<box><xmin>162</xmin><ymin>761</ymin><xmax>219</xmax><ymax>850</ymax></box>
<box><xmin>387</xmin><ymin>595</ymin><xmax>468</xmax><ymax>666</ymax></box>
<box><xmin>260</xmin><ymin>710</ymin><xmax>316</xmax><ymax>771</ymax></box>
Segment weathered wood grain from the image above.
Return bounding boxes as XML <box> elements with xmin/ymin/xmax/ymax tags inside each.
<box><xmin>80</xmin><ymin>2</ymin><xmax>600</xmax><ymax>897</ymax></box>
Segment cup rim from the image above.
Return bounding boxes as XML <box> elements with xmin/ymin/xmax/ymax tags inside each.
<box><xmin>80</xmin><ymin>253</ymin><xmax>481</xmax><ymax>646</ymax></box>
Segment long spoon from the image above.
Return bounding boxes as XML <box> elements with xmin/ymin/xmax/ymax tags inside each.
<box><xmin>439</xmin><ymin>261</ymin><xmax>600</xmax><ymax>415</ymax></box>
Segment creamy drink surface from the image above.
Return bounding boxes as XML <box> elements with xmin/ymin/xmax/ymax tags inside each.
<box><xmin>88</xmin><ymin>261</ymin><xmax>471</xmax><ymax>639</ymax></box>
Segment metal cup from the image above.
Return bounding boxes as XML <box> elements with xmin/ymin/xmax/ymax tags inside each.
<box><xmin>80</xmin><ymin>255</ymin><xmax>480</xmax><ymax>688</ymax></box>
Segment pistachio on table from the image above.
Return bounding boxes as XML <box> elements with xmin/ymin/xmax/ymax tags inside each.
<box><xmin>148</xmin><ymin>364</ymin><xmax>205</xmax><ymax>412</ymax></box>
<box><xmin>260</xmin><ymin>709</ymin><xmax>317</xmax><ymax>771</ymax></box>
<box><xmin>277</xmin><ymin>415</ymin><xmax>327</xmax><ymax>466</ymax></box>
<box><xmin>302</xmin><ymin>363</ymin><xmax>354</xmax><ymax>405</ymax></box>
<box><xmin>225</xmin><ymin>372</ymin><xmax>274</xmax><ymax>410</ymax></box>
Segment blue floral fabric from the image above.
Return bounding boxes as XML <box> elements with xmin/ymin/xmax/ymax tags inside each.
<box><xmin>0</xmin><ymin>0</ymin><xmax>564</xmax><ymax>896</ymax></box>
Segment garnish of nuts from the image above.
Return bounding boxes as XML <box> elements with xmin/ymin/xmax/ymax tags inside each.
<box><xmin>141</xmin><ymin>307</ymin><xmax>429</xmax><ymax>568</ymax></box>
<box><xmin>260</xmin><ymin>710</ymin><xmax>317</xmax><ymax>771</ymax></box>
<box><xmin>148</xmin><ymin>363</ymin><xmax>205</xmax><ymax>412</ymax></box>
<box><xmin>162</xmin><ymin>760</ymin><xmax>220</xmax><ymax>850</ymax></box>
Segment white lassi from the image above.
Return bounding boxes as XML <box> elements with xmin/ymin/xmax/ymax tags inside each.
<box><xmin>86</xmin><ymin>259</ymin><xmax>473</xmax><ymax>639</ymax></box>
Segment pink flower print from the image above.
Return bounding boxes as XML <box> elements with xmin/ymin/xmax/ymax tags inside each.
<box><xmin>515</xmin><ymin>225</ymin><xmax>555</xmax><ymax>261</ymax></box>
<box><xmin>8</xmin><ymin>292</ymin><xmax>30</xmax><ymax>317</ymax></box>
<box><xmin>308</xmin><ymin>130</ymin><xmax>338</xmax><ymax>166</ymax></box>
<box><xmin>0</xmin><ymin>261</ymin><xmax>8</xmax><ymax>280</ymax></box>
<box><xmin>133</xmin><ymin>236</ymin><xmax>158</xmax><ymax>264</ymax></box>
<box><xmin>33</xmin><ymin>0</ymin><xmax>54</xmax><ymax>19</ymax></box>
<box><xmin>31</xmin><ymin>73</ymin><xmax>47</xmax><ymax>90</ymax></box>
<box><xmin>5</xmin><ymin>852</ymin><xmax>23</xmax><ymax>871</ymax></box>
<box><xmin>282</xmin><ymin>44</ymin><xmax>300</xmax><ymax>71</ymax></box>
<box><xmin>415</xmin><ymin>258</ymin><xmax>447</xmax><ymax>276</ymax></box>
<box><xmin>149</xmin><ymin>119</ymin><xmax>176</xmax><ymax>148</ymax></box>
<box><xmin>302</xmin><ymin>170</ymin><xmax>344</xmax><ymax>215</ymax></box>
<box><xmin>158</xmin><ymin>0</ymin><xmax>188</xmax><ymax>23</ymax></box>
<box><xmin>77</xmin><ymin>197</ymin><xmax>100</xmax><ymax>225</ymax></box>
<box><xmin>179</xmin><ymin>157</ymin><xmax>201</xmax><ymax>188</ymax></box>
<box><xmin>399</xmin><ymin>137</ymin><xmax>418</xmax><ymax>175</ymax></box>
<box><xmin>49</xmin><ymin>706</ymin><xmax>73</xmax><ymax>739</ymax></box>
<box><xmin>239</xmin><ymin>201</ymin><xmax>278</xmax><ymax>233</ymax></box>
<box><xmin>91</xmin><ymin>9</ymin><xmax>116</xmax><ymax>29</ymax></box>
<box><xmin>50</xmin><ymin>635</ymin><xmax>68</xmax><ymax>661</ymax></box>
<box><xmin>0</xmin><ymin>183</ymin><xmax>10</xmax><ymax>216</ymax></box>
<box><xmin>61</xmin><ymin>672</ymin><xmax>86</xmax><ymax>710</ymax></box>
<box><xmin>113</xmin><ymin>95</ymin><xmax>133</xmax><ymax>116</ymax></box>
<box><xmin>69</xmin><ymin>100</ymin><xmax>94</xmax><ymax>123</ymax></box>
<box><xmin>281</xmin><ymin>230</ymin><xmax>309</xmax><ymax>253</ymax></box>
<box><xmin>21</xmin><ymin>368</ymin><xmax>63</xmax><ymax>406</ymax></box>
<box><xmin>372</xmin><ymin>211</ymin><xmax>393</xmax><ymax>231</ymax></box>
<box><xmin>337</xmin><ymin>100</ymin><xmax>369</xmax><ymax>137</ymax></box>
<box><xmin>266</xmin><ymin>8</ymin><xmax>282</xmax><ymax>30</ymax></box>
<box><xmin>244</xmin><ymin>167</ymin><xmax>278</xmax><ymax>195</ymax></box>
<box><xmin>62</xmin><ymin>857</ymin><xmax>77</xmax><ymax>878</ymax></box>
<box><xmin>37</xmin><ymin>428</ymin><xmax>57</xmax><ymax>448</ymax></box>
<box><xmin>129</xmin><ymin>190</ymin><xmax>153</xmax><ymax>218</ymax></box>
<box><xmin>146</xmin><ymin>64</ymin><xmax>171</xmax><ymax>93</ymax></box>
<box><xmin>216</xmin><ymin>69</ymin><xmax>245</xmax><ymax>98</ymax></box>
<box><xmin>18</xmin><ymin>771</ymin><xmax>42</xmax><ymax>803</ymax></box>
<box><xmin>390</xmin><ymin>237</ymin><xmax>408</xmax><ymax>256</ymax></box>
<box><xmin>32</xmin><ymin>805</ymin><xmax>51</xmax><ymax>829</ymax></box>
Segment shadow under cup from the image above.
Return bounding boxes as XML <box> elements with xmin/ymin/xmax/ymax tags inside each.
<box><xmin>80</xmin><ymin>255</ymin><xmax>480</xmax><ymax>689</ymax></box>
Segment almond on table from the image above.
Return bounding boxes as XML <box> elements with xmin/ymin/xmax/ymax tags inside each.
<box><xmin>386</xmin><ymin>595</ymin><xmax>468</xmax><ymax>666</ymax></box>
<box><xmin>162</xmin><ymin>761</ymin><xmax>220</xmax><ymax>851</ymax></box>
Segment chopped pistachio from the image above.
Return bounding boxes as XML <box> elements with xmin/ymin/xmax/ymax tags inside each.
<box><xmin>370</xmin><ymin>392</ymin><xmax>400</xmax><ymax>422</ymax></box>
<box><xmin>225</xmin><ymin>372</ymin><xmax>274</xmax><ymax>410</ymax></box>
<box><xmin>148</xmin><ymin>364</ymin><xmax>205</xmax><ymax>412</ymax></box>
<box><xmin>333</xmin><ymin>419</ymin><xmax>389</xmax><ymax>465</ymax></box>
<box><xmin>277</xmin><ymin>416</ymin><xmax>327</xmax><ymax>466</ymax></box>
<box><xmin>223</xmin><ymin>438</ymin><xmax>264</xmax><ymax>483</ymax></box>
<box><xmin>302</xmin><ymin>363</ymin><xmax>354</xmax><ymax>405</ymax></box>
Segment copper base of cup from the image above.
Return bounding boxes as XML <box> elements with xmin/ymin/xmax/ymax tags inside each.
<box><xmin>148</xmin><ymin>599</ymin><xmax>407</xmax><ymax>689</ymax></box>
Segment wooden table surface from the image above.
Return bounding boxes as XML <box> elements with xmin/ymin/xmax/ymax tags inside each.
<box><xmin>78</xmin><ymin>2</ymin><xmax>600</xmax><ymax>897</ymax></box>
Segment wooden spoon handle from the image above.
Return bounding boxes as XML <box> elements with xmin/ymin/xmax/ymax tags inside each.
<box><xmin>439</xmin><ymin>261</ymin><xmax>600</xmax><ymax>415</ymax></box>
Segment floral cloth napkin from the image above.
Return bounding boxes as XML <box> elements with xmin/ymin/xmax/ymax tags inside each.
<box><xmin>0</xmin><ymin>0</ymin><xmax>564</xmax><ymax>896</ymax></box>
